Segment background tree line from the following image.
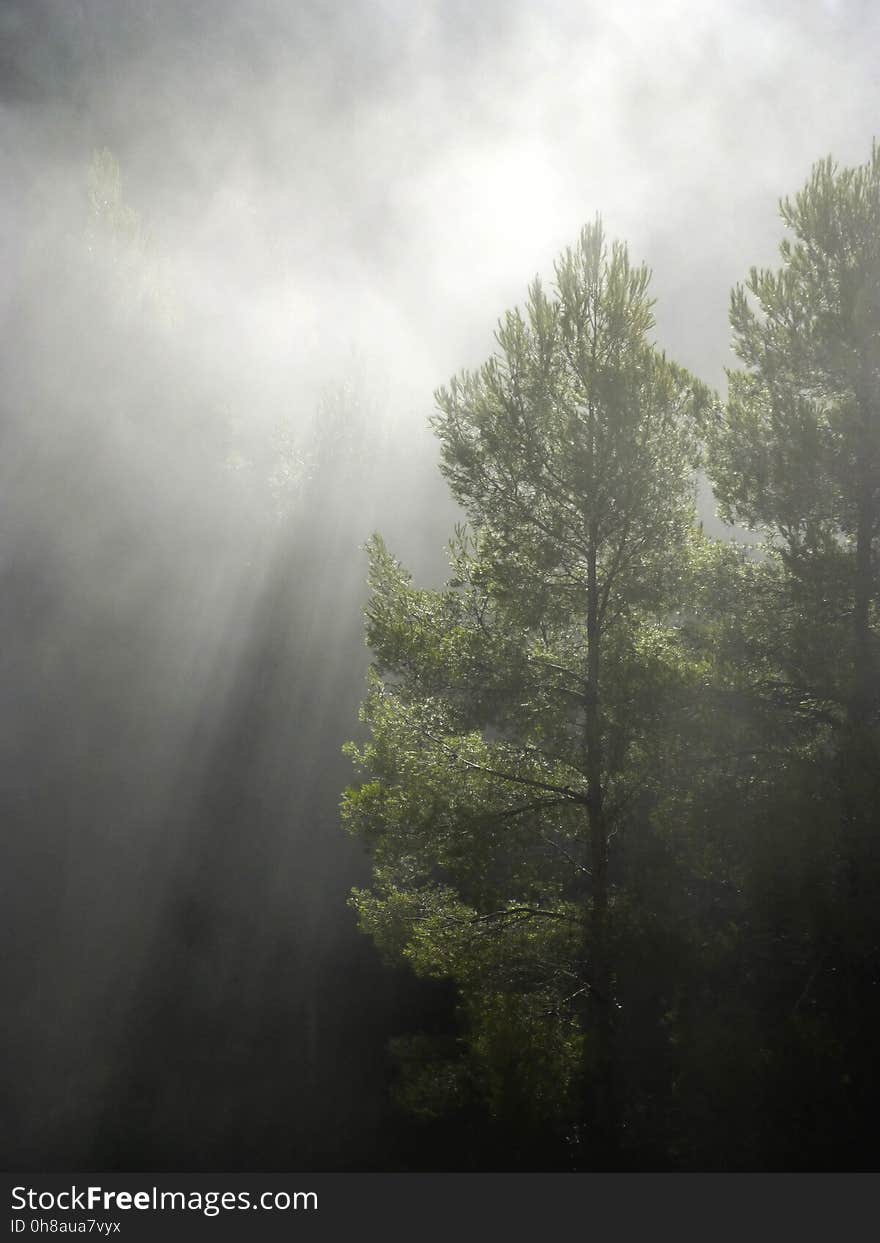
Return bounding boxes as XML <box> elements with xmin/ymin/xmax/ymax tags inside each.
<box><xmin>343</xmin><ymin>145</ymin><xmax>880</xmax><ymax>1170</ymax></box>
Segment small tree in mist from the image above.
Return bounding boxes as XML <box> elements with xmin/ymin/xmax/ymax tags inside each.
<box><xmin>343</xmin><ymin>221</ymin><xmax>710</xmax><ymax>1164</ymax></box>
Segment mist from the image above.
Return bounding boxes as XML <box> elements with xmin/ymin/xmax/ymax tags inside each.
<box><xmin>2</xmin><ymin>0</ymin><xmax>878</xmax><ymax>1170</ymax></box>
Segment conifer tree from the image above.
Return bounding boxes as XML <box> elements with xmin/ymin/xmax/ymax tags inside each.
<box><xmin>711</xmin><ymin>144</ymin><xmax>880</xmax><ymax>732</ymax></box>
<box><xmin>708</xmin><ymin>144</ymin><xmax>880</xmax><ymax>1167</ymax></box>
<box><xmin>343</xmin><ymin>221</ymin><xmax>709</xmax><ymax>1164</ymax></box>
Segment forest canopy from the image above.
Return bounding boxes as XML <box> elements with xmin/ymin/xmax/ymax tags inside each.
<box><xmin>343</xmin><ymin>147</ymin><xmax>880</xmax><ymax>1171</ymax></box>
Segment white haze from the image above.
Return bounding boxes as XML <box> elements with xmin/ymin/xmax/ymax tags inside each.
<box><xmin>7</xmin><ymin>1</ymin><xmax>878</xmax><ymax>406</ymax></box>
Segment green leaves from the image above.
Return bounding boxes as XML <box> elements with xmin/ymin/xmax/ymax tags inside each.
<box><xmin>433</xmin><ymin>286</ymin><xmax>705</xmax><ymax>604</ymax></box>
<box><xmin>714</xmin><ymin>143</ymin><xmax>880</xmax><ymax>543</ymax></box>
<box><xmin>337</xmin><ymin>151</ymin><xmax>880</xmax><ymax>1167</ymax></box>
<box><xmin>711</xmin><ymin>142</ymin><xmax>880</xmax><ymax>733</ymax></box>
<box><xmin>342</xmin><ymin>219</ymin><xmax>714</xmax><ymax>1146</ymax></box>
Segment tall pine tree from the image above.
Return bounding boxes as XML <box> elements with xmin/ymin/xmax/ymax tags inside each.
<box><xmin>708</xmin><ymin>144</ymin><xmax>880</xmax><ymax>1167</ymax></box>
<box><xmin>343</xmin><ymin>221</ymin><xmax>709</xmax><ymax>1166</ymax></box>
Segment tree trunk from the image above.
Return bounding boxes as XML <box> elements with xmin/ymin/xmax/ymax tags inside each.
<box><xmin>839</xmin><ymin>443</ymin><xmax>877</xmax><ymax>905</ymax></box>
<box><xmin>583</xmin><ymin>532</ymin><xmax>616</xmax><ymax>1166</ymax></box>
<box><xmin>850</xmin><ymin>472</ymin><xmax>874</xmax><ymax>727</ymax></box>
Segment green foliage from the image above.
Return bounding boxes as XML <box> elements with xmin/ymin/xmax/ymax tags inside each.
<box><xmin>713</xmin><ymin>143</ymin><xmax>880</xmax><ymax>535</ymax></box>
<box><xmin>700</xmin><ymin>143</ymin><xmax>880</xmax><ymax>1168</ymax></box>
<box><xmin>342</xmin><ymin>221</ymin><xmax>712</xmax><ymax>1158</ymax></box>
<box><xmin>342</xmin><ymin>162</ymin><xmax>880</xmax><ymax>1167</ymax></box>
<box><xmin>709</xmin><ymin>143</ymin><xmax>880</xmax><ymax>723</ymax></box>
<box><xmin>433</xmin><ymin>220</ymin><xmax>709</xmax><ymax>617</ymax></box>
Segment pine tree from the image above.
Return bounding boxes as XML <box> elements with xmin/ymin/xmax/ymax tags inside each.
<box><xmin>343</xmin><ymin>220</ymin><xmax>709</xmax><ymax>1165</ymax></box>
<box><xmin>708</xmin><ymin>144</ymin><xmax>880</xmax><ymax>1167</ymax></box>
<box><xmin>710</xmin><ymin>143</ymin><xmax>880</xmax><ymax>731</ymax></box>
